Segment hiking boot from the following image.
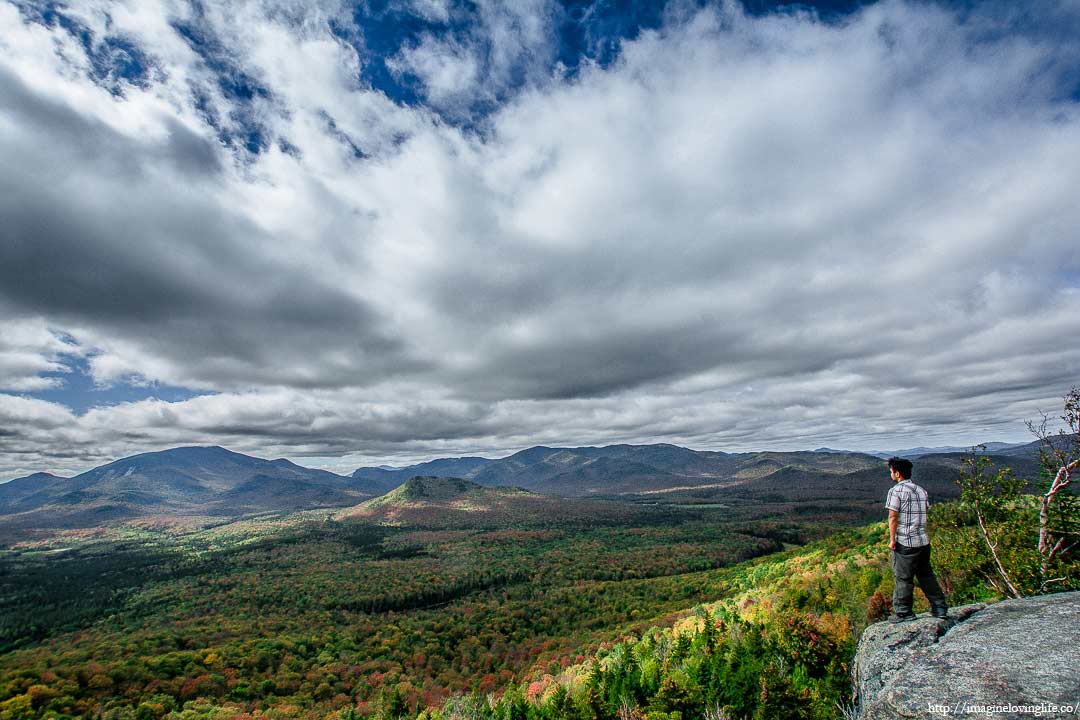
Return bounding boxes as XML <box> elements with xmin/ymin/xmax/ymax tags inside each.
<box><xmin>932</xmin><ymin>608</ymin><xmax>949</xmax><ymax>619</ymax></box>
<box><xmin>888</xmin><ymin>613</ymin><xmax>916</xmax><ymax>624</ymax></box>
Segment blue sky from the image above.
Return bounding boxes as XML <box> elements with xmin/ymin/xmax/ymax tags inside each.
<box><xmin>1</xmin><ymin>0</ymin><xmax>1079</xmax><ymax>477</ymax></box>
<box><xmin>13</xmin><ymin>0</ymin><xmax>886</xmax><ymax>149</ymax></box>
<box><xmin>30</xmin><ymin>356</ymin><xmax>205</xmax><ymax>413</ymax></box>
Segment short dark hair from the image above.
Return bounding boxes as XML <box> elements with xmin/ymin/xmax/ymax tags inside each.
<box><xmin>888</xmin><ymin>457</ymin><xmax>913</xmax><ymax>479</ymax></box>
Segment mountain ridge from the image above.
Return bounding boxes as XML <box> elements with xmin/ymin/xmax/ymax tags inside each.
<box><xmin>0</xmin><ymin>446</ymin><xmax>379</xmax><ymax>530</ymax></box>
<box><xmin>1</xmin><ymin>440</ymin><xmax>1051</xmax><ymax>533</ymax></box>
<box><xmin>351</xmin><ymin>444</ymin><xmax>899</xmax><ymax>496</ymax></box>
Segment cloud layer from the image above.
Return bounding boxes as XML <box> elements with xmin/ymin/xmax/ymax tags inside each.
<box><xmin>1</xmin><ymin>0</ymin><xmax>1079</xmax><ymax>477</ymax></box>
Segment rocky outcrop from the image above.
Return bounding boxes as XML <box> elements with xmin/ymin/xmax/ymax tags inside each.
<box><xmin>854</xmin><ymin>591</ymin><xmax>1080</xmax><ymax>720</ymax></box>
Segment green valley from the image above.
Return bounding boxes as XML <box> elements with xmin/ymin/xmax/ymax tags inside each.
<box><xmin>0</xmin><ymin>481</ymin><xmax>813</xmax><ymax>720</ymax></box>
<box><xmin>1</xmin><ymin>439</ymin><xmax>1075</xmax><ymax>720</ymax></box>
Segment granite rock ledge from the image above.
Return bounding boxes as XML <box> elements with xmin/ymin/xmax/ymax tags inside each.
<box><xmin>853</xmin><ymin>591</ymin><xmax>1080</xmax><ymax>720</ymax></box>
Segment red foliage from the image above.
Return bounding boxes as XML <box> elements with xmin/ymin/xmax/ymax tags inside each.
<box><xmin>179</xmin><ymin>673</ymin><xmax>221</xmax><ymax>700</ymax></box>
<box><xmin>867</xmin><ymin>591</ymin><xmax>891</xmax><ymax>623</ymax></box>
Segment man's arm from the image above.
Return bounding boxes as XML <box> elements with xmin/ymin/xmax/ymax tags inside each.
<box><xmin>888</xmin><ymin>509</ymin><xmax>898</xmax><ymax>550</ymax></box>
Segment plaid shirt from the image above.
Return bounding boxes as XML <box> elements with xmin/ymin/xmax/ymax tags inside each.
<box><xmin>886</xmin><ymin>479</ymin><xmax>931</xmax><ymax>547</ymax></box>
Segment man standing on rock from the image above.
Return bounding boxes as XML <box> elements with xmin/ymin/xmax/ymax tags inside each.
<box><xmin>886</xmin><ymin>457</ymin><xmax>949</xmax><ymax>622</ymax></box>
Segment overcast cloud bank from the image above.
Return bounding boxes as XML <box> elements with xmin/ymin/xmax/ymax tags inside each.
<box><xmin>1</xmin><ymin>0</ymin><xmax>1078</xmax><ymax>478</ymax></box>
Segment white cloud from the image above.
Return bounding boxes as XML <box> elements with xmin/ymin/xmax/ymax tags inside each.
<box><xmin>387</xmin><ymin>0</ymin><xmax>560</xmax><ymax>115</ymax></box>
<box><xmin>1</xmin><ymin>0</ymin><xmax>1079</xmax><ymax>476</ymax></box>
<box><xmin>388</xmin><ymin>33</ymin><xmax>482</xmax><ymax>108</ymax></box>
<box><xmin>0</xmin><ymin>318</ymin><xmax>81</xmax><ymax>392</ymax></box>
<box><xmin>399</xmin><ymin>0</ymin><xmax>452</xmax><ymax>24</ymax></box>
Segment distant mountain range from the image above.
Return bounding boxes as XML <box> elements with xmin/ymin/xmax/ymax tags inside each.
<box><xmin>352</xmin><ymin>457</ymin><xmax>492</xmax><ymax>493</ymax></box>
<box><xmin>351</xmin><ymin>444</ymin><xmax>737</xmax><ymax>496</ymax></box>
<box><xmin>0</xmin><ymin>438</ymin><xmax>1056</xmax><ymax>533</ymax></box>
<box><xmin>815</xmin><ymin>440</ymin><xmax>1035</xmax><ymax>458</ymax></box>
<box><xmin>0</xmin><ymin>446</ymin><xmax>380</xmax><ymax>530</ymax></box>
<box><xmin>350</xmin><ymin>440</ymin><xmax>1051</xmax><ymax>497</ymax></box>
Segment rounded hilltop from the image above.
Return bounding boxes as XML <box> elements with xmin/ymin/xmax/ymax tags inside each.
<box><xmin>364</xmin><ymin>476</ymin><xmax>529</xmax><ymax>508</ymax></box>
<box><xmin>334</xmin><ymin>475</ymin><xmax>544</xmax><ymax>527</ymax></box>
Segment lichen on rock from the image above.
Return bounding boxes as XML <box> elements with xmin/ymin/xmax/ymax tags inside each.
<box><xmin>853</xmin><ymin>591</ymin><xmax>1080</xmax><ymax>720</ymax></box>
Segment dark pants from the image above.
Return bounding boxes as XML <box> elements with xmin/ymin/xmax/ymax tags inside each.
<box><xmin>892</xmin><ymin>543</ymin><xmax>947</xmax><ymax>616</ymax></box>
